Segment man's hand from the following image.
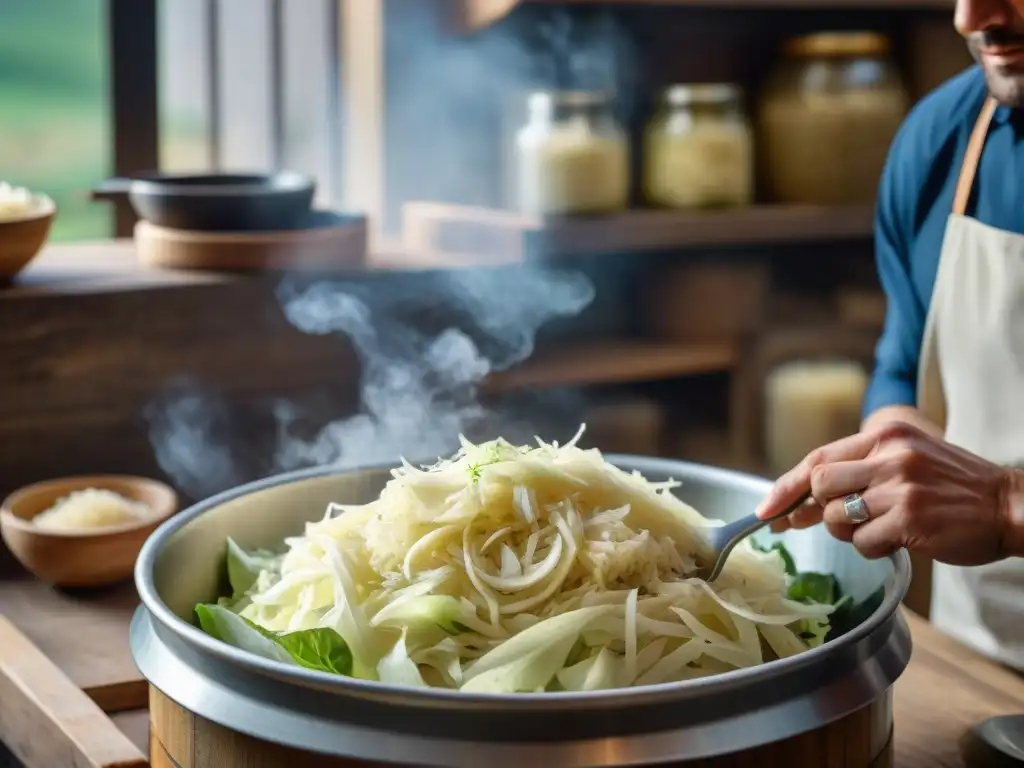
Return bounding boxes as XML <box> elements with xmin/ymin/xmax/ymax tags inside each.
<box><xmin>755</xmin><ymin>421</ymin><xmax>1023</xmax><ymax>566</ymax></box>
<box><xmin>861</xmin><ymin>404</ymin><xmax>943</xmax><ymax>440</ymax></box>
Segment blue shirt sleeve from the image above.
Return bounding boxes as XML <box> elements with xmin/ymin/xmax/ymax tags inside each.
<box><xmin>862</xmin><ymin>126</ymin><xmax>929</xmax><ymax>419</ymax></box>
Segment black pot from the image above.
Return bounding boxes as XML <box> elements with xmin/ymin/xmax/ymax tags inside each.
<box><xmin>92</xmin><ymin>172</ymin><xmax>316</xmax><ymax>232</ymax></box>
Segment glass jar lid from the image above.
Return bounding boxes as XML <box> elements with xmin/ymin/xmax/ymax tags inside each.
<box><xmin>783</xmin><ymin>31</ymin><xmax>891</xmax><ymax>59</ymax></box>
<box><xmin>527</xmin><ymin>90</ymin><xmax>614</xmax><ymax>117</ymax></box>
<box><xmin>659</xmin><ymin>83</ymin><xmax>743</xmax><ymax>108</ymax></box>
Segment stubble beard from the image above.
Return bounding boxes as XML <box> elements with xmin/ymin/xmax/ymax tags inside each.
<box><xmin>969</xmin><ymin>37</ymin><xmax>1024</xmax><ymax>108</ymax></box>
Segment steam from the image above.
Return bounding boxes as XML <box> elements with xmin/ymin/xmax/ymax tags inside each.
<box><xmin>271</xmin><ymin>268</ymin><xmax>594</xmax><ymax>471</ymax></box>
<box><xmin>145</xmin><ymin>378</ymin><xmax>266</xmax><ymax>498</ymax></box>
<box><xmin>145</xmin><ymin>8</ymin><xmax>636</xmax><ymax>500</ymax></box>
<box><xmin>146</xmin><ymin>267</ymin><xmax>594</xmax><ymax>500</ymax></box>
<box><xmin>536</xmin><ymin>8</ymin><xmax>639</xmax><ymax>102</ymax></box>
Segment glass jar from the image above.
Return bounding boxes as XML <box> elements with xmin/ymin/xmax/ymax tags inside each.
<box><xmin>644</xmin><ymin>83</ymin><xmax>754</xmax><ymax>209</ymax></box>
<box><xmin>758</xmin><ymin>31</ymin><xmax>909</xmax><ymax>206</ymax></box>
<box><xmin>764</xmin><ymin>358</ymin><xmax>868</xmax><ymax>476</ymax></box>
<box><xmin>514</xmin><ymin>91</ymin><xmax>630</xmax><ymax>216</ymax></box>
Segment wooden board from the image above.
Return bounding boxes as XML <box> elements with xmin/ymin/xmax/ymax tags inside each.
<box><xmin>0</xmin><ymin>576</ymin><xmax>144</xmax><ymax>713</ymax></box>
<box><xmin>3</xmin><ymin>607</ymin><xmax>1024</xmax><ymax>767</ymax></box>
<box><xmin>0</xmin><ymin>615</ymin><xmax>147</xmax><ymax>768</ymax></box>
<box><xmin>111</xmin><ymin>710</ymin><xmax>149</xmax><ymax>756</ymax></box>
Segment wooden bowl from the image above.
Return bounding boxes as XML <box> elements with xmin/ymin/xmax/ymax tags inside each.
<box><xmin>0</xmin><ymin>198</ymin><xmax>56</xmax><ymax>280</ymax></box>
<box><xmin>0</xmin><ymin>475</ymin><xmax>178</xmax><ymax>588</ymax></box>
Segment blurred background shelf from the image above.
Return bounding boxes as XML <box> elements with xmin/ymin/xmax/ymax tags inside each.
<box><xmin>402</xmin><ymin>202</ymin><xmax>875</xmax><ymax>263</ymax></box>
<box><xmin>484</xmin><ymin>340</ymin><xmax>738</xmax><ymax>392</ymax></box>
<box><xmin>457</xmin><ymin>0</ymin><xmax>956</xmax><ymax>31</ymax></box>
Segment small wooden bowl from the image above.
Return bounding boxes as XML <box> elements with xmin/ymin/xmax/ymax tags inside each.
<box><xmin>0</xmin><ymin>198</ymin><xmax>56</xmax><ymax>280</ymax></box>
<box><xmin>0</xmin><ymin>475</ymin><xmax>178</xmax><ymax>588</ymax></box>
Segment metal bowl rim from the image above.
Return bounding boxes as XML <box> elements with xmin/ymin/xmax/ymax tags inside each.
<box><xmin>135</xmin><ymin>455</ymin><xmax>911</xmax><ymax>709</ymax></box>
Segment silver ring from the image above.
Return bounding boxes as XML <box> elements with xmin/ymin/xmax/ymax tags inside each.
<box><xmin>843</xmin><ymin>493</ymin><xmax>871</xmax><ymax>524</ymax></box>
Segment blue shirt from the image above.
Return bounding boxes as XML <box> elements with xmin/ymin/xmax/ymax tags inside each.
<box><xmin>864</xmin><ymin>65</ymin><xmax>1024</xmax><ymax>418</ymax></box>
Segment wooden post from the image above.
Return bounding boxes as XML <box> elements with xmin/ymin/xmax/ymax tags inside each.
<box><xmin>341</xmin><ymin>0</ymin><xmax>386</xmax><ymax>248</ymax></box>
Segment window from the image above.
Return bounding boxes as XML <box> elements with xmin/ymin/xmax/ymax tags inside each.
<box><xmin>0</xmin><ymin>0</ymin><xmax>111</xmax><ymax>240</ymax></box>
<box><xmin>158</xmin><ymin>0</ymin><xmax>343</xmax><ymax>207</ymax></box>
<box><xmin>1</xmin><ymin>0</ymin><xmax>368</xmax><ymax>242</ymax></box>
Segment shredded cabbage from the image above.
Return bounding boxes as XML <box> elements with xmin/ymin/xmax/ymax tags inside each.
<box><xmin>198</xmin><ymin>426</ymin><xmax>840</xmax><ymax>692</ymax></box>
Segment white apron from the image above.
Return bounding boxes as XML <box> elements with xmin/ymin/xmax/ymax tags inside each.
<box><xmin>918</xmin><ymin>96</ymin><xmax>1024</xmax><ymax>669</ymax></box>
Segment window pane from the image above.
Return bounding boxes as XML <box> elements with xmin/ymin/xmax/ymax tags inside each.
<box><xmin>283</xmin><ymin>0</ymin><xmax>336</xmax><ymax>206</ymax></box>
<box><xmin>0</xmin><ymin>0</ymin><xmax>111</xmax><ymax>240</ymax></box>
<box><xmin>158</xmin><ymin>0</ymin><xmax>342</xmax><ymax>205</ymax></box>
<box><xmin>217</xmin><ymin>0</ymin><xmax>275</xmax><ymax>172</ymax></box>
<box><xmin>158</xmin><ymin>0</ymin><xmax>214</xmax><ymax>172</ymax></box>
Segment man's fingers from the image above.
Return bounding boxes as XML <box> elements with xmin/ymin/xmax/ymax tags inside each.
<box><xmin>769</xmin><ymin>499</ymin><xmax>824</xmax><ymax>533</ymax></box>
<box><xmin>825</xmin><ymin>520</ymin><xmax>855</xmax><ymax>543</ymax></box>
<box><xmin>810</xmin><ymin>458</ymin><xmax>885</xmax><ymax>504</ymax></box>
<box><xmin>821</xmin><ymin>484</ymin><xmax>893</xmax><ymax>527</ymax></box>
<box><xmin>786</xmin><ymin>499</ymin><xmax>825</xmax><ymax>530</ymax></box>
<box><xmin>756</xmin><ymin>431</ymin><xmax>879</xmax><ymax>521</ymax></box>
<box><xmin>851</xmin><ymin>514</ymin><xmax>903</xmax><ymax>560</ymax></box>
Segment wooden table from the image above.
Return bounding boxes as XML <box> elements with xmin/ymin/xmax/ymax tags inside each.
<box><xmin>895</xmin><ymin>611</ymin><xmax>1024</xmax><ymax>766</ymax></box>
<box><xmin>0</xmin><ymin>601</ymin><xmax>1022</xmax><ymax>767</ymax></box>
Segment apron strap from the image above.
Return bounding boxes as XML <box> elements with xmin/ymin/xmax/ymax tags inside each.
<box><xmin>953</xmin><ymin>97</ymin><xmax>999</xmax><ymax>216</ymax></box>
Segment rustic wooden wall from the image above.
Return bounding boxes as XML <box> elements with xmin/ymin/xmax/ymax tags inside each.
<box><xmin>0</xmin><ymin>279</ymin><xmax>360</xmax><ymax>507</ymax></box>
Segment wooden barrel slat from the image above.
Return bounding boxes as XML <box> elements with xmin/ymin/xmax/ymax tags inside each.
<box><xmin>843</xmin><ymin>700</ymin><xmax>868</xmax><ymax>767</ymax></box>
<box><xmin>150</xmin><ymin>734</ymin><xmax>181</xmax><ymax>768</ymax></box>
<box><xmin>150</xmin><ymin>685</ymin><xmax>193</xmax><ymax>763</ymax></box>
<box><xmin>150</xmin><ymin>685</ymin><xmax>893</xmax><ymax>768</ymax></box>
<box><xmin>787</xmin><ymin>710</ymin><xmax>824</xmax><ymax>767</ymax></box>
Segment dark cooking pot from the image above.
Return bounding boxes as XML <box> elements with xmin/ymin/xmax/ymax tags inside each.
<box><xmin>92</xmin><ymin>171</ymin><xmax>316</xmax><ymax>232</ymax></box>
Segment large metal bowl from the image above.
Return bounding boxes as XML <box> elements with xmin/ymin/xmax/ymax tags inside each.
<box><xmin>132</xmin><ymin>456</ymin><xmax>912</xmax><ymax>767</ymax></box>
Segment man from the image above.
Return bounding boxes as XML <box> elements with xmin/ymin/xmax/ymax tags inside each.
<box><xmin>756</xmin><ymin>0</ymin><xmax>1024</xmax><ymax>670</ymax></box>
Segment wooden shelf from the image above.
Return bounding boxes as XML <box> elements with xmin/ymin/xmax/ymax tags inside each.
<box><xmin>457</xmin><ymin>0</ymin><xmax>954</xmax><ymax>30</ymax></box>
<box><xmin>402</xmin><ymin>202</ymin><xmax>875</xmax><ymax>262</ymax></box>
<box><xmin>536</xmin><ymin>204</ymin><xmax>875</xmax><ymax>256</ymax></box>
<box><xmin>483</xmin><ymin>339</ymin><xmax>738</xmax><ymax>393</ymax></box>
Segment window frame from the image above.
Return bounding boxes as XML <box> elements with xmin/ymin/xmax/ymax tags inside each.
<box><xmin>105</xmin><ymin>0</ymin><xmax>405</xmax><ymax>243</ymax></box>
<box><xmin>108</xmin><ymin>0</ymin><xmax>160</xmax><ymax>237</ymax></box>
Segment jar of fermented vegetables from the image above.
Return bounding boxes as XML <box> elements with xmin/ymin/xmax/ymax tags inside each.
<box><xmin>644</xmin><ymin>83</ymin><xmax>754</xmax><ymax>209</ymax></box>
<box><xmin>758</xmin><ymin>31</ymin><xmax>909</xmax><ymax>205</ymax></box>
<box><xmin>514</xmin><ymin>90</ymin><xmax>630</xmax><ymax>216</ymax></box>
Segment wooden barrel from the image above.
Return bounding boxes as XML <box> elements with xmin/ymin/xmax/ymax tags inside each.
<box><xmin>150</xmin><ymin>685</ymin><xmax>894</xmax><ymax>767</ymax></box>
